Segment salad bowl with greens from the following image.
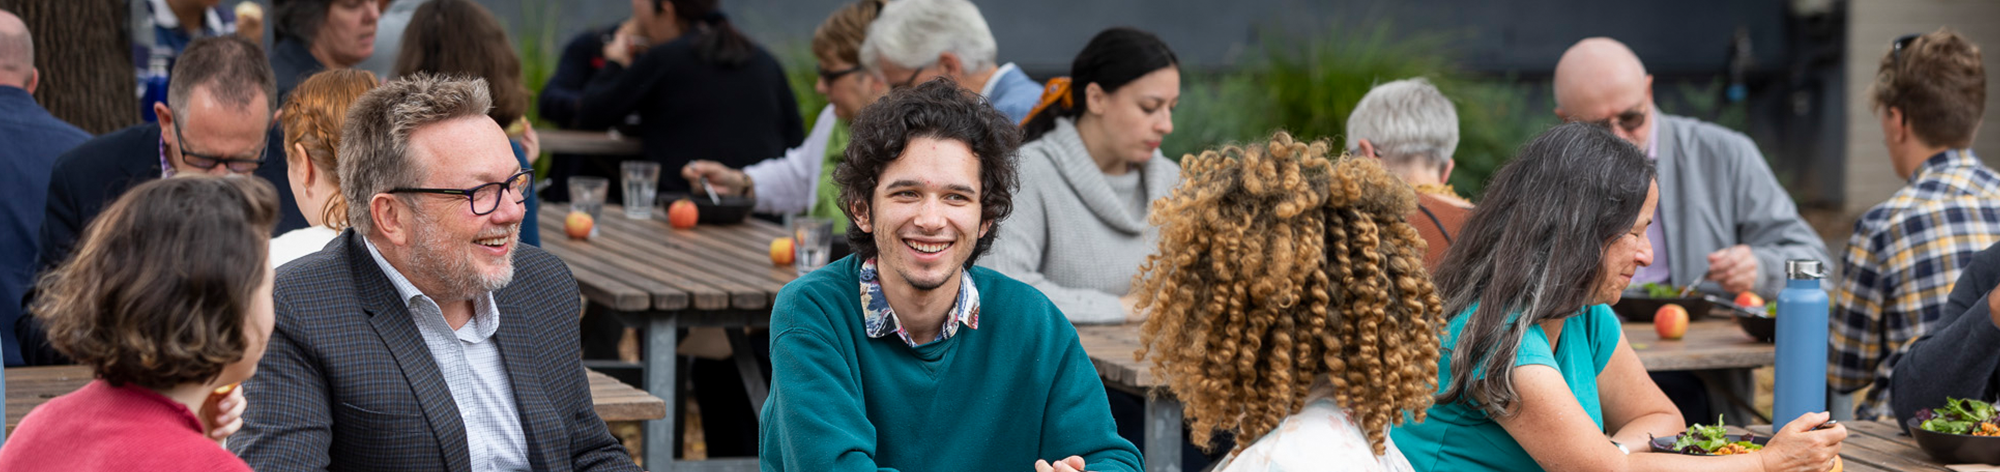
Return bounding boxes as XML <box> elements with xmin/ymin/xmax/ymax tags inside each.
<box><xmin>1649</xmin><ymin>416</ymin><xmax>1766</xmax><ymax>456</ymax></box>
<box><xmin>1908</xmin><ymin>397</ymin><xmax>2000</xmax><ymax>464</ymax></box>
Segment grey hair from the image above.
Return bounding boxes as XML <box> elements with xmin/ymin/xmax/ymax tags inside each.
<box><xmin>166</xmin><ymin>36</ymin><xmax>278</xmax><ymax>123</ymax></box>
<box><xmin>0</xmin><ymin>9</ymin><xmax>30</xmax><ymax>77</ymax></box>
<box><xmin>859</xmin><ymin>0</ymin><xmax>997</xmax><ymax>75</ymax></box>
<box><xmin>339</xmin><ymin>73</ymin><xmax>494</xmax><ymax>236</ymax></box>
<box><xmin>1345</xmin><ymin>77</ymin><xmax>1459</xmax><ymax>170</ymax></box>
<box><xmin>1430</xmin><ymin>122</ymin><xmax>1654</xmax><ymax>418</ymax></box>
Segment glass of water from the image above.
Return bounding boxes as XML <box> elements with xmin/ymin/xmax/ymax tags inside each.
<box><xmin>620</xmin><ymin>161</ymin><xmax>661</xmax><ymax>219</ymax></box>
<box><xmin>792</xmin><ymin>216</ymin><xmax>835</xmax><ymax>275</ymax></box>
<box><xmin>568</xmin><ymin>176</ymin><xmax>608</xmax><ymax>223</ymax></box>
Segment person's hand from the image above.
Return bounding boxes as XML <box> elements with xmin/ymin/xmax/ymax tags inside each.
<box><xmin>1121</xmin><ymin>292</ymin><xmax>1146</xmax><ymax>324</ymax></box>
<box><xmin>680</xmin><ymin>160</ymin><xmax>749</xmax><ymax>196</ymax></box>
<box><xmin>518</xmin><ymin>120</ymin><xmax>541</xmax><ymax>165</ymax></box>
<box><xmin>603</xmin><ymin>32</ymin><xmax>637</xmax><ymax>67</ymax></box>
<box><xmin>1034</xmin><ymin>456</ymin><xmax>1087</xmax><ymax>472</ymax></box>
<box><xmin>199</xmin><ymin>383</ymin><xmax>247</xmax><ymax>445</ymax></box>
<box><xmin>1758</xmin><ymin>411</ymin><xmax>1846</xmax><ymax>472</ymax></box>
<box><xmin>1705</xmin><ymin>245</ymin><xmax>1759</xmax><ymax>294</ymax></box>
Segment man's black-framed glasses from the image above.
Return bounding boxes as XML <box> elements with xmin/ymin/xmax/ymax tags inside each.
<box><xmin>387</xmin><ymin>169</ymin><xmax>533</xmax><ymax>216</ymax></box>
<box><xmin>1572</xmin><ymin>102</ymin><xmax>1649</xmax><ymax>135</ymax></box>
<box><xmin>1891</xmin><ymin>33</ymin><xmax>1921</xmax><ymax>67</ymax></box>
<box><xmin>171</xmin><ymin>120</ymin><xmax>266</xmax><ymax>173</ymax></box>
<box><xmin>818</xmin><ymin>64</ymin><xmax>861</xmax><ymax>84</ymax></box>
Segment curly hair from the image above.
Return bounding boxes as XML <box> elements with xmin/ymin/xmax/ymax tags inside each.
<box><xmin>282</xmin><ymin>69</ymin><xmax>379</xmax><ymax>230</ymax></box>
<box><xmin>33</xmin><ymin>176</ymin><xmax>280</xmax><ymax>390</ymax></box>
<box><xmin>834</xmin><ymin>77</ymin><xmax>1020</xmax><ymax>267</ymax></box>
<box><xmin>1134</xmin><ymin>132</ymin><xmax>1444</xmax><ymax>455</ymax></box>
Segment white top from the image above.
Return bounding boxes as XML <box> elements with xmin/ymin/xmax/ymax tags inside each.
<box><xmin>1212</xmin><ymin>383</ymin><xmax>1415</xmax><ymax>472</ymax></box>
<box><xmin>362</xmin><ymin>237</ymin><xmax>530</xmax><ymax>472</ymax></box>
<box><xmin>979</xmin><ymin>62</ymin><xmax>1022</xmax><ymax>98</ymax></box>
<box><xmin>269</xmin><ymin>225</ymin><xmax>340</xmax><ymax>269</ymax></box>
<box><xmin>742</xmin><ymin>105</ymin><xmax>840</xmax><ymax>214</ymax></box>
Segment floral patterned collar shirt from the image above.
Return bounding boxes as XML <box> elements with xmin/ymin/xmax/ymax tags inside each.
<box><xmin>859</xmin><ymin>258</ymin><xmax>980</xmax><ymax>347</ymax></box>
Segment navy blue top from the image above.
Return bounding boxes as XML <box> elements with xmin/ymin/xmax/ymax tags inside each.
<box><xmin>0</xmin><ymin>87</ymin><xmax>90</xmax><ymax>366</ymax></box>
<box><xmin>576</xmin><ymin>35</ymin><xmax>803</xmax><ymax>194</ymax></box>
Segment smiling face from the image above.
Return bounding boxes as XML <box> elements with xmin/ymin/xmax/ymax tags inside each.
<box><xmin>1593</xmin><ymin>180</ymin><xmax>1659</xmax><ymax>305</ymax></box>
<box><xmin>852</xmin><ymin>136</ymin><xmax>989</xmax><ymax>292</ymax></box>
<box><xmin>1083</xmin><ymin>66</ymin><xmax>1180</xmax><ymax>165</ymax></box>
<box><xmin>312</xmin><ymin>0</ymin><xmax>379</xmax><ymax>67</ymax></box>
<box><xmin>397</xmin><ymin>115</ymin><xmax>524</xmax><ymax>300</ymax></box>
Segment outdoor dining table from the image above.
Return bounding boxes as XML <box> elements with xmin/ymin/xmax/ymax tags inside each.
<box><xmin>539</xmin><ymin>129</ymin><xmax>643</xmax><ymax>156</ymax></box>
<box><xmin>537</xmin><ymin>203</ymin><xmax>791</xmax><ymax>472</ymax></box>
<box><xmin>1740</xmin><ymin>420</ymin><xmax>1957</xmax><ymax>471</ymax></box>
<box><xmin>1076</xmin><ymin>316</ymin><xmax>1777</xmax><ymax>472</ymax></box>
<box><xmin>5</xmin><ymin>364</ymin><xmax>666</xmax><ymax>435</ymax></box>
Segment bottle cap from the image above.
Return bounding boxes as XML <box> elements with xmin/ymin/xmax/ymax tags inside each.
<box><xmin>1785</xmin><ymin>260</ymin><xmax>1825</xmax><ymax>280</ymax></box>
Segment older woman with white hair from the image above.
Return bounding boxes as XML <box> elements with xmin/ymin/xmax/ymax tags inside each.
<box><xmin>1346</xmin><ymin>77</ymin><xmax>1468</xmax><ymax>270</ymax></box>
<box><xmin>859</xmin><ymin>0</ymin><xmax>1042</xmax><ymax>122</ymax></box>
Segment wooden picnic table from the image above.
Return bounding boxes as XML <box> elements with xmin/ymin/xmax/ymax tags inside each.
<box><xmin>540</xmin><ymin>129</ymin><xmax>642</xmax><ymax>156</ymax></box>
<box><xmin>1078</xmin><ymin>317</ymin><xmax>1777</xmax><ymax>472</ymax></box>
<box><xmin>1742</xmin><ymin>421</ymin><xmax>1955</xmax><ymax>471</ymax></box>
<box><xmin>539</xmin><ymin>203</ymin><xmax>792</xmax><ymax>472</ymax></box>
<box><xmin>6</xmin><ymin>365</ymin><xmax>664</xmax><ymax>435</ymax></box>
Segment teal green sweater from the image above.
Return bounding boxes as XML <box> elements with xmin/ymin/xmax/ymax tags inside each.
<box><xmin>759</xmin><ymin>255</ymin><xmax>1142</xmax><ymax>472</ymax></box>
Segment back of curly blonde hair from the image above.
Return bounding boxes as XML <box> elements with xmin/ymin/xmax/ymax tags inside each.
<box><xmin>1134</xmin><ymin>132</ymin><xmax>1444</xmax><ymax>455</ymax></box>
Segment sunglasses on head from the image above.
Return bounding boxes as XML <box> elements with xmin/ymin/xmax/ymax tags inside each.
<box><xmin>1891</xmin><ymin>33</ymin><xmax>1921</xmax><ymax>67</ymax></box>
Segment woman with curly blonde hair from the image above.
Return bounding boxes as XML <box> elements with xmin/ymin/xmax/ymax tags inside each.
<box><xmin>1134</xmin><ymin>132</ymin><xmax>1444</xmax><ymax>470</ymax></box>
<box><xmin>270</xmin><ymin>69</ymin><xmax>378</xmax><ymax>268</ymax></box>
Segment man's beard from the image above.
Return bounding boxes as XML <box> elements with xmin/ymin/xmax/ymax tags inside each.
<box><xmin>408</xmin><ymin>212</ymin><xmax>517</xmax><ymax>301</ymax></box>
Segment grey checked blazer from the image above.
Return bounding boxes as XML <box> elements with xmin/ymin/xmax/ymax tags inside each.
<box><xmin>229</xmin><ymin>230</ymin><xmax>640</xmax><ymax>472</ymax></box>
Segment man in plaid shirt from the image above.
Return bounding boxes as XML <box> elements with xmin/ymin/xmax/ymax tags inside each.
<box><xmin>1832</xmin><ymin>27</ymin><xmax>1999</xmax><ymax>420</ymax></box>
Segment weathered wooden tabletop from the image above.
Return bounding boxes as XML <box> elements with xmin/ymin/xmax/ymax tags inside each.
<box><xmin>6</xmin><ymin>365</ymin><xmax>665</xmax><ymax>434</ymax></box>
<box><xmin>1744</xmin><ymin>420</ymin><xmax>1955</xmax><ymax>472</ymax></box>
<box><xmin>538</xmin><ymin>203</ymin><xmax>794</xmax><ymax>319</ymax></box>
<box><xmin>538</xmin><ymin>129</ymin><xmax>642</xmax><ymax>156</ymax></box>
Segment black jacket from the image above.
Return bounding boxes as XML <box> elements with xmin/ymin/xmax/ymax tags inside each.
<box><xmin>1891</xmin><ymin>241</ymin><xmax>2000</xmax><ymax>427</ymax></box>
<box><xmin>577</xmin><ymin>35</ymin><xmax>803</xmax><ymax>194</ymax></box>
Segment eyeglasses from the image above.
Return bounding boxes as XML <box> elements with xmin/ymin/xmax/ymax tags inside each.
<box><xmin>818</xmin><ymin>64</ymin><xmax>861</xmax><ymax>84</ymax></box>
<box><xmin>387</xmin><ymin>169</ymin><xmax>533</xmax><ymax>216</ymax></box>
<box><xmin>891</xmin><ymin>64</ymin><xmax>929</xmax><ymax>90</ymax></box>
<box><xmin>171</xmin><ymin>120</ymin><xmax>266</xmax><ymax>173</ymax></box>
<box><xmin>1573</xmin><ymin>102</ymin><xmax>1650</xmax><ymax>135</ymax></box>
<box><xmin>1891</xmin><ymin>33</ymin><xmax>1921</xmax><ymax>67</ymax></box>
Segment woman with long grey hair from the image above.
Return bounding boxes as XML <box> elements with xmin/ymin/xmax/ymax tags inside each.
<box><xmin>1389</xmin><ymin>123</ymin><xmax>1846</xmax><ymax>472</ymax></box>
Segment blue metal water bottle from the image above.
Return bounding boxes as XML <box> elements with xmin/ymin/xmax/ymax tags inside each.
<box><xmin>1774</xmin><ymin>259</ymin><xmax>1829</xmax><ymax>425</ymax></box>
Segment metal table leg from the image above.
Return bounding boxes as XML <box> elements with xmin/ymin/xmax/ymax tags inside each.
<box><xmin>646</xmin><ymin>315</ymin><xmax>679</xmax><ymax>470</ymax></box>
<box><xmin>1144</xmin><ymin>395</ymin><xmax>1183</xmax><ymax>472</ymax></box>
<box><xmin>725</xmin><ymin>328</ymin><xmax>768</xmax><ymax>419</ymax></box>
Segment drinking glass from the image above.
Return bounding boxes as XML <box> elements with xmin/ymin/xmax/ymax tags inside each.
<box><xmin>568</xmin><ymin>177</ymin><xmax>609</xmax><ymax>239</ymax></box>
<box><xmin>620</xmin><ymin>161</ymin><xmax>661</xmax><ymax>219</ymax></box>
<box><xmin>792</xmin><ymin>217</ymin><xmax>835</xmax><ymax>275</ymax></box>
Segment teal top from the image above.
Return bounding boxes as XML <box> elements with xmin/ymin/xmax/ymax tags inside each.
<box><xmin>1390</xmin><ymin>303</ymin><xmax>1623</xmax><ymax>472</ymax></box>
<box><xmin>759</xmin><ymin>255</ymin><xmax>1142</xmax><ymax>472</ymax></box>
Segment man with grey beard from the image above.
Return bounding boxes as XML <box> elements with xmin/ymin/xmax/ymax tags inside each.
<box><xmin>229</xmin><ymin>74</ymin><xmax>640</xmax><ymax>472</ymax></box>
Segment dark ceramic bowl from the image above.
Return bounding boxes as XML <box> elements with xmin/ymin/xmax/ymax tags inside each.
<box><xmin>1612</xmin><ymin>295</ymin><xmax>1711</xmax><ymax>323</ymax></box>
<box><xmin>1650</xmin><ymin>433</ymin><xmax>1768</xmax><ymax>456</ymax></box>
<box><xmin>1734</xmin><ymin>312</ymin><xmax>1777</xmax><ymax>343</ymax></box>
<box><xmin>658</xmin><ymin>193</ymin><xmax>757</xmax><ymax>225</ymax></box>
<box><xmin>1907</xmin><ymin>417</ymin><xmax>2000</xmax><ymax>465</ymax></box>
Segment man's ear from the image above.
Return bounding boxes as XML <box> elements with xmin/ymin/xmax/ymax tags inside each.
<box><xmin>1356</xmin><ymin>139</ymin><xmax>1378</xmax><ymax>159</ymax></box>
<box><xmin>370</xmin><ymin>194</ymin><xmax>411</xmax><ymax>247</ymax></box>
<box><xmin>937</xmin><ymin>52</ymin><xmax>963</xmax><ymax>79</ymax></box>
<box><xmin>23</xmin><ymin>68</ymin><xmax>37</xmax><ymax>94</ymax></box>
<box><xmin>848</xmin><ymin>200</ymin><xmax>873</xmax><ymax>234</ymax></box>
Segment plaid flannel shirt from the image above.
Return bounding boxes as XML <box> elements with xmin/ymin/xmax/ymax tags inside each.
<box><xmin>1832</xmin><ymin>149</ymin><xmax>2000</xmax><ymax>418</ymax></box>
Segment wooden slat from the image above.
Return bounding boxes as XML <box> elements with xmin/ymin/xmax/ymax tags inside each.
<box><xmin>8</xmin><ymin>366</ymin><xmax>665</xmax><ymax>432</ymax></box>
<box><xmin>541</xmin><ymin>204</ymin><xmax>793</xmax><ymax>313</ymax></box>
<box><xmin>587</xmin><ymin>212</ymin><xmax>779</xmax><ymax>309</ymax></box>
<box><xmin>538</xmin><ymin>234</ymin><xmax>698</xmax><ymax>311</ymax></box>
<box><xmin>1623</xmin><ymin>320</ymin><xmax>1776</xmax><ymax>371</ymax></box>
<box><xmin>544</xmin><ymin>217</ymin><xmax>737</xmax><ymax>310</ymax></box>
<box><xmin>538</xmin><ymin>129</ymin><xmax>641</xmax><ymax>156</ymax></box>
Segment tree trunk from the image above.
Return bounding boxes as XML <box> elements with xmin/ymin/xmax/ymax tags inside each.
<box><xmin>0</xmin><ymin>0</ymin><xmax>136</xmax><ymax>135</ymax></box>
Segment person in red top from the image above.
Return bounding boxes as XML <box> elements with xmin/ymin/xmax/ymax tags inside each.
<box><xmin>0</xmin><ymin>176</ymin><xmax>280</xmax><ymax>471</ymax></box>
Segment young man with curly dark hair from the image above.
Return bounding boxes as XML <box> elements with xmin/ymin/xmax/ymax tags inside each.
<box><xmin>759</xmin><ymin>78</ymin><xmax>1141</xmax><ymax>472</ymax></box>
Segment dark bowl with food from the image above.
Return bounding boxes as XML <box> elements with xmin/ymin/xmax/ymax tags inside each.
<box><xmin>1612</xmin><ymin>295</ymin><xmax>1710</xmax><ymax>323</ymax></box>
<box><xmin>659</xmin><ymin>192</ymin><xmax>757</xmax><ymax>225</ymax></box>
<box><xmin>1734</xmin><ymin>312</ymin><xmax>1776</xmax><ymax>342</ymax></box>
<box><xmin>1649</xmin><ymin>433</ymin><xmax>1768</xmax><ymax>456</ymax></box>
<box><xmin>1907</xmin><ymin>417</ymin><xmax>2000</xmax><ymax>465</ymax></box>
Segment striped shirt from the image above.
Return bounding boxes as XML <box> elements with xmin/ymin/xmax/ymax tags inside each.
<box><xmin>364</xmin><ymin>238</ymin><xmax>531</xmax><ymax>471</ymax></box>
<box><xmin>1832</xmin><ymin>149</ymin><xmax>2000</xmax><ymax>418</ymax></box>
